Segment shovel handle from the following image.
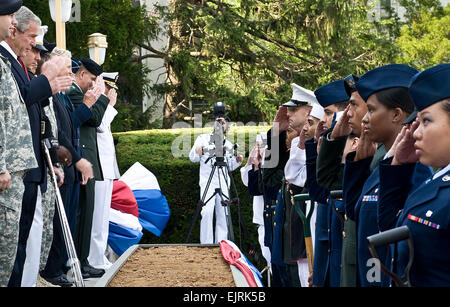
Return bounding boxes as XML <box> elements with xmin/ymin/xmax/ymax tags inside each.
<box><xmin>367</xmin><ymin>225</ymin><xmax>411</xmax><ymax>248</ymax></box>
<box><xmin>305</xmin><ymin>236</ymin><xmax>314</xmax><ymax>275</ymax></box>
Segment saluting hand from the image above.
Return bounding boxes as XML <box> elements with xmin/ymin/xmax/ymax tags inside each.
<box><xmin>40</xmin><ymin>56</ymin><xmax>66</xmax><ymax>82</ymax></box>
<box><xmin>298</xmin><ymin>129</ymin><xmax>306</xmax><ymax>150</ymax></box>
<box><xmin>49</xmin><ymin>76</ymin><xmax>73</xmax><ymax>94</ymax></box>
<box><xmin>107</xmin><ymin>88</ymin><xmax>117</xmax><ymax>107</ymax></box>
<box><xmin>392</xmin><ymin>120</ymin><xmax>420</xmax><ymax>165</ymax></box>
<box><xmin>247</xmin><ymin>146</ymin><xmax>257</xmax><ymax>166</ymax></box>
<box><xmin>330</xmin><ymin>104</ymin><xmax>352</xmax><ymax>140</ymax></box>
<box><xmin>83</xmin><ymin>89</ymin><xmax>97</xmax><ymax>108</ymax></box>
<box><xmin>94</xmin><ymin>76</ymin><xmax>106</xmax><ymax>96</ymax></box>
<box><xmin>354</xmin><ymin>123</ymin><xmax>376</xmax><ymax>161</ymax></box>
<box><xmin>314</xmin><ymin>120</ymin><xmax>327</xmax><ymax>142</ymax></box>
<box><xmin>273</xmin><ymin>106</ymin><xmax>289</xmax><ymax>132</ymax></box>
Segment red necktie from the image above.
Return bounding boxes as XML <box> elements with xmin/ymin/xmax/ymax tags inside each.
<box><xmin>17</xmin><ymin>57</ymin><xmax>30</xmax><ymax>81</ymax></box>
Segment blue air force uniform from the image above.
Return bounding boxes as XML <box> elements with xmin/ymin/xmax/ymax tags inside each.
<box><xmin>377</xmin><ymin>63</ymin><xmax>450</xmax><ymax>286</ymax></box>
<box><xmin>343</xmin><ymin>152</ymin><xmax>432</xmax><ymax>287</ymax></box>
<box><xmin>342</xmin><ymin>64</ymin><xmax>434</xmax><ymax>287</ymax></box>
<box><xmin>305</xmin><ymin>138</ymin><xmax>344</xmax><ymax>287</ymax></box>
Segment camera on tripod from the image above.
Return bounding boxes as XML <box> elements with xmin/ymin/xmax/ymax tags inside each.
<box><xmin>204</xmin><ymin>102</ymin><xmax>238</xmax><ymax>161</ymax></box>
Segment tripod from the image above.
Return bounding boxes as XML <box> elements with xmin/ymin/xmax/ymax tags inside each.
<box><xmin>185</xmin><ymin>155</ymin><xmax>240</xmax><ymax>244</ymax></box>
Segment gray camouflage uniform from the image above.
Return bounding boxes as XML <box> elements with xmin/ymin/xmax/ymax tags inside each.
<box><xmin>0</xmin><ymin>55</ymin><xmax>38</xmax><ymax>287</ymax></box>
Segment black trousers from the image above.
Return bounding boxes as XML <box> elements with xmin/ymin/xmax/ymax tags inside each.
<box><xmin>75</xmin><ymin>179</ymin><xmax>95</xmax><ymax>267</ymax></box>
<box><xmin>8</xmin><ymin>182</ymin><xmax>38</xmax><ymax>287</ymax></box>
<box><xmin>41</xmin><ymin>183</ymin><xmax>80</xmax><ymax>278</ymax></box>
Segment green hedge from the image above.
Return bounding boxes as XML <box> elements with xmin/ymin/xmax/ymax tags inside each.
<box><xmin>114</xmin><ymin>125</ymin><xmax>270</xmax><ymax>265</ymax></box>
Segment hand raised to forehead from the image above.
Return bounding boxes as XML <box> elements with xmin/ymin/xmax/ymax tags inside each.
<box><xmin>49</xmin><ymin>75</ymin><xmax>73</xmax><ymax>94</ymax></box>
<box><xmin>330</xmin><ymin>104</ymin><xmax>352</xmax><ymax>140</ymax></box>
<box><xmin>273</xmin><ymin>106</ymin><xmax>289</xmax><ymax>132</ymax></box>
<box><xmin>354</xmin><ymin>123</ymin><xmax>377</xmax><ymax>162</ymax></box>
<box><xmin>83</xmin><ymin>89</ymin><xmax>98</xmax><ymax>108</ymax></box>
<box><xmin>392</xmin><ymin>120</ymin><xmax>420</xmax><ymax>165</ymax></box>
<box><xmin>40</xmin><ymin>56</ymin><xmax>67</xmax><ymax>81</ymax></box>
<box><xmin>107</xmin><ymin>88</ymin><xmax>117</xmax><ymax>106</ymax></box>
<box><xmin>93</xmin><ymin>75</ymin><xmax>106</xmax><ymax>95</ymax></box>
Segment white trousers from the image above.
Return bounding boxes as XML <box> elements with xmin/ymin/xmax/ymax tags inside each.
<box><xmin>88</xmin><ymin>179</ymin><xmax>113</xmax><ymax>268</ymax></box>
<box><xmin>200</xmin><ymin>187</ymin><xmax>229</xmax><ymax>244</ymax></box>
<box><xmin>21</xmin><ymin>186</ymin><xmax>42</xmax><ymax>287</ymax></box>
<box><xmin>297</xmin><ymin>258</ymin><xmax>310</xmax><ymax>287</ymax></box>
<box><xmin>257</xmin><ymin>224</ymin><xmax>271</xmax><ymax>267</ymax></box>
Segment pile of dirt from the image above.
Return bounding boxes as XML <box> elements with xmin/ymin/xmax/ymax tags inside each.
<box><xmin>108</xmin><ymin>245</ymin><xmax>235</xmax><ymax>287</ymax></box>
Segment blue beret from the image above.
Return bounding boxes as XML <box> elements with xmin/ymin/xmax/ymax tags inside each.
<box><xmin>355</xmin><ymin>64</ymin><xmax>419</xmax><ymax>102</ymax></box>
<box><xmin>0</xmin><ymin>0</ymin><xmax>22</xmax><ymax>15</ymax></box>
<box><xmin>80</xmin><ymin>57</ymin><xmax>103</xmax><ymax>76</ymax></box>
<box><xmin>408</xmin><ymin>63</ymin><xmax>450</xmax><ymax>111</ymax></box>
<box><xmin>314</xmin><ymin>79</ymin><xmax>349</xmax><ymax>108</ymax></box>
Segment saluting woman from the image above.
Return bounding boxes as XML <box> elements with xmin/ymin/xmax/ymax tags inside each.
<box><xmin>342</xmin><ymin>64</ymin><xmax>433</xmax><ymax>287</ymax></box>
<box><xmin>378</xmin><ymin>63</ymin><xmax>450</xmax><ymax>286</ymax></box>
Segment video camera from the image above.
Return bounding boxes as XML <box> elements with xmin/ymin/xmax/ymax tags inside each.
<box><xmin>204</xmin><ymin>102</ymin><xmax>238</xmax><ymax>162</ymax></box>
<box><xmin>212</xmin><ymin>101</ymin><xmax>226</xmax><ymax>120</ymax></box>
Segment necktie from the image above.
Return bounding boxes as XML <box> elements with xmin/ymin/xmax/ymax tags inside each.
<box><xmin>17</xmin><ymin>57</ymin><xmax>30</xmax><ymax>81</ymax></box>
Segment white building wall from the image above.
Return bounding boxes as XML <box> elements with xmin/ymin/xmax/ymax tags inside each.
<box><xmin>140</xmin><ymin>0</ymin><xmax>169</xmax><ymax>125</ymax></box>
<box><xmin>369</xmin><ymin>0</ymin><xmax>449</xmax><ymax>22</ymax></box>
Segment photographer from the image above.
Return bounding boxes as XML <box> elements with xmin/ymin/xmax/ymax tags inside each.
<box><xmin>189</xmin><ymin>103</ymin><xmax>243</xmax><ymax>244</ymax></box>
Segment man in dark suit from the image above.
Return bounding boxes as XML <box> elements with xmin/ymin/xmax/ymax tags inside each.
<box><xmin>0</xmin><ymin>5</ymin><xmax>72</xmax><ymax>287</ymax></box>
<box><xmin>36</xmin><ymin>47</ymin><xmax>95</xmax><ymax>286</ymax></box>
<box><xmin>66</xmin><ymin>57</ymin><xmax>110</xmax><ymax>278</ymax></box>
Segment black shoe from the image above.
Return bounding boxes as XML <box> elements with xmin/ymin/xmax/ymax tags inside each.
<box><xmin>42</xmin><ymin>274</ymin><xmax>74</xmax><ymax>287</ymax></box>
<box><xmin>81</xmin><ymin>264</ymin><xmax>105</xmax><ymax>278</ymax></box>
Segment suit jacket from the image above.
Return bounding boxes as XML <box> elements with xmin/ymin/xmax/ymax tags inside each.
<box><xmin>52</xmin><ymin>92</ymin><xmax>92</xmax><ymax>185</ymax></box>
<box><xmin>66</xmin><ymin>83</ymin><xmax>109</xmax><ymax>181</ymax></box>
<box><xmin>0</xmin><ymin>45</ymin><xmax>52</xmax><ymax>188</ymax></box>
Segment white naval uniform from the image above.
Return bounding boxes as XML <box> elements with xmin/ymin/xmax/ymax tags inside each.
<box><xmin>189</xmin><ymin>133</ymin><xmax>241</xmax><ymax>244</ymax></box>
<box><xmin>240</xmin><ymin>164</ymin><xmax>271</xmax><ymax>267</ymax></box>
<box><xmin>88</xmin><ymin>105</ymin><xmax>120</xmax><ymax>269</ymax></box>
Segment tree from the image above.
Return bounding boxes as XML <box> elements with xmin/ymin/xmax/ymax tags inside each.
<box><xmin>395</xmin><ymin>2</ymin><xmax>450</xmax><ymax>69</ymax></box>
<box><xmin>23</xmin><ymin>0</ymin><xmax>157</xmax><ymax>132</ymax></box>
<box><xmin>139</xmin><ymin>0</ymin><xmax>401</xmax><ymax>128</ymax></box>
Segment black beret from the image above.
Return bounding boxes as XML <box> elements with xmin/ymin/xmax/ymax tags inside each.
<box><xmin>80</xmin><ymin>57</ymin><xmax>103</xmax><ymax>76</ymax></box>
<box><xmin>0</xmin><ymin>0</ymin><xmax>22</xmax><ymax>15</ymax></box>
